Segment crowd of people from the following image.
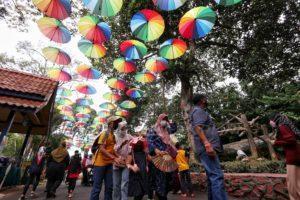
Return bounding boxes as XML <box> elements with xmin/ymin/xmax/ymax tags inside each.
<box><xmin>18</xmin><ymin>94</ymin><xmax>300</xmax><ymax>200</ymax></box>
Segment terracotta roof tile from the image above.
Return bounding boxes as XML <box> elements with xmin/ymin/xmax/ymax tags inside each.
<box><xmin>0</xmin><ymin>96</ymin><xmax>44</xmax><ymax>109</ymax></box>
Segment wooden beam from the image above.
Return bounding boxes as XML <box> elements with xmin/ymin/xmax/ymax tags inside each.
<box><xmin>0</xmin><ymin>110</ymin><xmax>16</xmax><ymax>145</ymax></box>
<box><xmin>17</xmin><ymin>126</ymin><xmax>32</xmax><ymax>166</ymax></box>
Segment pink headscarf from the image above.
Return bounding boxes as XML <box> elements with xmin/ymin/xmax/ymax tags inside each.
<box><xmin>155</xmin><ymin>113</ymin><xmax>171</xmax><ymax>145</ymax></box>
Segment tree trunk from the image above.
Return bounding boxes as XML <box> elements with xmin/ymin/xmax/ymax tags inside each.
<box><xmin>239</xmin><ymin>114</ymin><xmax>258</xmax><ymax>158</ymax></box>
<box><xmin>261</xmin><ymin>124</ymin><xmax>278</xmax><ymax>161</ymax></box>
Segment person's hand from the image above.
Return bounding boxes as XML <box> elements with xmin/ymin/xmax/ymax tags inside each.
<box><xmin>114</xmin><ymin>157</ymin><xmax>122</xmax><ymax>165</ymax></box>
<box><xmin>131</xmin><ymin>164</ymin><xmax>140</xmax><ymax>173</ymax></box>
<box><xmin>204</xmin><ymin>142</ymin><xmax>216</xmax><ymax>158</ymax></box>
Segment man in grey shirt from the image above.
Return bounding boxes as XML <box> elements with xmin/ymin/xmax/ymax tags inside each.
<box><xmin>190</xmin><ymin>94</ymin><xmax>227</xmax><ymax>200</ymax></box>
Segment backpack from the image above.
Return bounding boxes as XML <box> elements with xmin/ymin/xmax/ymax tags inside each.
<box><xmin>91</xmin><ymin>131</ymin><xmax>110</xmax><ymax>154</ymax></box>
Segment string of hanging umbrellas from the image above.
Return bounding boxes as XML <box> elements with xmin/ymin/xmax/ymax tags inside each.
<box><xmin>31</xmin><ymin>0</ymin><xmax>242</xmax><ymax>129</ymax></box>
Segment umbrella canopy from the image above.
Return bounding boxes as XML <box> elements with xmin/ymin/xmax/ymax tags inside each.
<box><xmin>76</xmin><ymin>64</ymin><xmax>101</xmax><ymax>79</ymax></box>
<box><xmin>57</xmin><ymin>88</ymin><xmax>72</xmax><ymax>97</ymax></box>
<box><xmin>56</xmin><ymin>98</ymin><xmax>73</xmax><ymax>106</ymax></box>
<box><xmin>47</xmin><ymin>68</ymin><xmax>72</xmax><ymax>82</ymax></box>
<box><xmin>94</xmin><ymin>117</ymin><xmax>107</xmax><ymax>124</ymax></box>
<box><xmin>159</xmin><ymin>38</ymin><xmax>187</xmax><ymax>59</ymax></box>
<box><xmin>43</xmin><ymin>47</ymin><xmax>71</xmax><ymax>65</ymax></box>
<box><xmin>76</xmin><ymin>113</ymin><xmax>90</xmax><ymax>119</ymax></box>
<box><xmin>83</xmin><ymin>0</ymin><xmax>123</xmax><ymax>17</ymax></box>
<box><xmin>63</xmin><ymin>115</ymin><xmax>75</xmax><ymax>122</ymax></box>
<box><xmin>37</xmin><ymin>17</ymin><xmax>71</xmax><ymax>43</ymax></box>
<box><xmin>60</xmin><ymin>110</ymin><xmax>73</xmax><ymax>116</ymax></box>
<box><xmin>115</xmin><ymin>110</ymin><xmax>130</xmax><ymax>117</ymax></box>
<box><xmin>179</xmin><ymin>7</ymin><xmax>216</xmax><ymax>40</ymax></box>
<box><xmin>103</xmin><ymin>92</ymin><xmax>121</xmax><ymax>102</ymax></box>
<box><xmin>57</xmin><ymin>105</ymin><xmax>72</xmax><ymax>112</ymax></box>
<box><xmin>145</xmin><ymin>57</ymin><xmax>168</xmax><ymax>73</ymax></box>
<box><xmin>135</xmin><ymin>72</ymin><xmax>156</xmax><ymax>83</ymax></box>
<box><xmin>33</xmin><ymin>0</ymin><xmax>71</xmax><ymax>20</ymax></box>
<box><xmin>130</xmin><ymin>9</ymin><xmax>165</xmax><ymax>42</ymax></box>
<box><xmin>76</xmin><ymin>98</ymin><xmax>94</xmax><ymax>106</ymax></box>
<box><xmin>75</xmin><ymin>121</ymin><xmax>86</xmax><ymax>127</ymax></box>
<box><xmin>152</xmin><ymin>0</ymin><xmax>186</xmax><ymax>11</ymax></box>
<box><xmin>120</xmin><ymin>40</ymin><xmax>147</xmax><ymax>60</ymax></box>
<box><xmin>75</xmin><ymin>106</ymin><xmax>92</xmax><ymax>114</ymax></box>
<box><xmin>76</xmin><ymin>84</ymin><xmax>97</xmax><ymax>95</ymax></box>
<box><xmin>113</xmin><ymin>58</ymin><xmax>136</xmax><ymax>74</ymax></box>
<box><xmin>214</xmin><ymin>0</ymin><xmax>242</xmax><ymax>6</ymax></box>
<box><xmin>120</xmin><ymin>100</ymin><xmax>137</xmax><ymax>109</ymax></box>
<box><xmin>126</xmin><ymin>88</ymin><xmax>144</xmax><ymax>99</ymax></box>
<box><xmin>78</xmin><ymin>15</ymin><xmax>111</xmax><ymax>43</ymax></box>
<box><xmin>99</xmin><ymin>102</ymin><xmax>116</xmax><ymax>110</ymax></box>
<box><xmin>107</xmin><ymin>78</ymin><xmax>126</xmax><ymax>90</ymax></box>
<box><xmin>78</xmin><ymin>39</ymin><xmax>107</xmax><ymax>59</ymax></box>
<box><xmin>98</xmin><ymin>110</ymin><xmax>111</xmax><ymax>118</ymax></box>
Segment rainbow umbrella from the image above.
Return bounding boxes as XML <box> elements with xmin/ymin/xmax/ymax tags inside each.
<box><xmin>78</xmin><ymin>15</ymin><xmax>111</xmax><ymax>43</ymax></box>
<box><xmin>126</xmin><ymin>88</ymin><xmax>144</xmax><ymax>99</ymax></box>
<box><xmin>75</xmin><ymin>106</ymin><xmax>92</xmax><ymax>114</ymax></box>
<box><xmin>61</xmin><ymin>110</ymin><xmax>73</xmax><ymax>116</ymax></box>
<box><xmin>130</xmin><ymin>9</ymin><xmax>165</xmax><ymax>42</ymax></box>
<box><xmin>57</xmin><ymin>88</ymin><xmax>72</xmax><ymax>97</ymax></box>
<box><xmin>76</xmin><ymin>64</ymin><xmax>101</xmax><ymax>79</ymax></box>
<box><xmin>115</xmin><ymin>110</ymin><xmax>130</xmax><ymax>117</ymax></box>
<box><xmin>76</xmin><ymin>121</ymin><xmax>86</xmax><ymax>127</ymax></box>
<box><xmin>76</xmin><ymin>98</ymin><xmax>94</xmax><ymax>106</ymax></box>
<box><xmin>135</xmin><ymin>72</ymin><xmax>156</xmax><ymax>83</ymax></box>
<box><xmin>113</xmin><ymin>58</ymin><xmax>136</xmax><ymax>74</ymax></box>
<box><xmin>103</xmin><ymin>92</ymin><xmax>121</xmax><ymax>102</ymax></box>
<box><xmin>33</xmin><ymin>0</ymin><xmax>71</xmax><ymax>20</ymax></box>
<box><xmin>120</xmin><ymin>100</ymin><xmax>136</xmax><ymax>109</ymax></box>
<box><xmin>83</xmin><ymin>0</ymin><xmax>123</xmax><ymax>17</ymax></box>
<box><xmin>57</xmin><ymin>105</ymin><xmax>72</xmax><ymax>112</ymax></box>
<box><xmin>98</xmin><ymin>110</ymin><xmax>111</xmax><ymax>118</ymax></box>
<box><xmin>47</xmin><ymin>68</ymin><xmax>72</xmax><ymax>82</ymax></box>
<box><xmin>152</xmin><ymin>0</ymin><xmax>186</xmax><ymax>11</ymax></box>
<box><xmin>56</xmin><ymin>98</ymin><xmax>73</xmax><ymax>106</ymax></box>
<box><xmin>96</xmin><ymin>117</ymin><xmax>107</xmax><ymax>124</ymax></box>
<box><xmin>107</xmin><ymin>78</ymin><xmax>126</xmax><ymax>90</ymax></box>
<box><xmin>43</xmin><ymin>47</ymin><xmax>71</xmax><ymax>65</ymax></box>
<box><xmin>78</xmin><ymin>39</ymin><xmax>106</xmax><ymax>59</ymax></box>
<box><xmin>63</xmin><ymin>115</ymin><xmax>75</xmax><ymax>122</ymax></box>
<box><xmin>99</xmin><ymin>102</ymin><xmax>116</xmax><ymax>110</ymax></box>
<box><xmin>145</xmin><ymin>57</ymin><xmax>168</xmax><ymax>73</ymax></box>
<box><xmin>76</xmin><ymin>113</ymin><xmax>90</xmax><ymax>118</ymax></box>
<box><xmin>159</xmin><ymin>39</ymin><xmax>187</xmax><ymax>59</ymax></box>
<box><xmin>37</xmin><ymin>17</ymin><xmax>71</xmax><ymax>43</ymax></box>
<box><xmin>214</xmin><ymin>0</ymin><xmax>242</xmax><ymax>6</ymax></box>
<box><xmin>179</xmin><ymin>7</ymin><xmax>216</xmax><ymax>40</ymax></box>
<box><xmin>120</xmin><ymin>40</ymin><xmax>147</xmax><ymax>60</ymax></box>
<box><xmin>76</xmin><ymin>84</ymin><xmax>97</xmax><ymax>95</ymax></box>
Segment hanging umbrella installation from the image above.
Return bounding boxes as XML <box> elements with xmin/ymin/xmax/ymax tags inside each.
<box><xmin>159</xmin><ymin>39</ymin><xmax>187</xmax><ymax>59</ymax></box>
<box><xmin>107</xmin><ymin>78</ymin><xmax>126</xmax><ymax>90</ymax></box>
<box><xmin>135</xmin><ymin>72</ymin><xmax>156</xmax><ymax>83</ymax></box>
<box><xmin>76</xmin><ymin>64</ymin><xmax>101</xmax><ymax>79</ymax></box>
<box><xmin>179</xmin><ymin>7</ymin><xmax>216</xmax><ymax>40</ymax></box>
<box><xmin>83</xmin><ymin>0</ymin><xmax>123</xmax><ymax>17</ymax></box>
<box><xmin>37</xmin><ymin>17</ymin><xmax>71</xmax><ymax>43</ymax></box>
<box><xmin>43</xmin><ymin>47</ymin><xmax>71</xmax><ymax>65</ymax></box>
<box><xmin>57</xmin><ymin>105</ymin><xmax>72</xmax><ymax>112</ymax></box>
<box><xmin>94</xmin><ymin>117</ymin><xmax>107</xmax><ymax>124</ymax></box>
<box><xmin>130</xmin><ymin>9</ymin><xmax>165</xmax><ymax>42</ymax></box>
<box><xmin>76</xmin><ymin>113</ymin><xmax>90</xmax><ymax>119</ymax></box>
<box><xmin>76</xmin><ymin>98</ymin><xmax>94</xmax><ymax>106</ymax></box>
<box><xmin>75</xmin><ymin>106</ymin><xmax>92</xmax><ymax>114</ymax></box>
<box><xmin>78</xmin><ymin>15</ymin><xmax>111</xmax><ymax>43</ymax></box>
<box><xmin>47</xmin><ymin>68</ymin><xmax>72</xmax><ymax>82</ymax></box>
<box><xmin>120</xmin><ymin>40</ymin><xmax>148</xmax><ymax>60</ymax></box>
<box><xmin>152</xmin><ymin>0</ymin><xmax>187</xmax><ymax>11</ymax></box>
<box><xmin>57</xmin><ymin>88</ymin><xmax>72</xmax><ymax>97</ymax></box>
<box><xmin>115</xmin><ymin>110</ymin><xmax>130</xmax><ymax>117</ymax></box>
<box><xmin>98</xmin><ymin>110</ymin><xmax>111</xmax><ymax>118</ymax></box>
<box><xmin>113</xmin><ymin>58</ymin><xmax>136</xmax><ymax>74</ymax></box>
<box><xmin>56</xmin><ymin>98</ymin><xmax>73</xmax><ymax>106</ymax></box>
<box><xmin>214</xmin><ymin>0</ymin><xmax>242</xmax><ymax>6</ymax></box>
<box><xmin>78</xmin><ymin>39</ymin><xmax>107</xmax><ymax>59</ymax></box>
<box><xmin>103</xmin><ymin>92</ymin><xmax>121</xmax><ymax>102</ymax></box>
<box><xmin>76</xmin><ymin>84</ymin><xmax>97</xmax><ymax>95</ymax></box>
<box><xmin>120</xmin><ymin>100</ymin><xmax>137</xmax><ymax>109</ymax></box>
<box><xmin>126</xmin><ymin>88</ymin><xmax>144</xmax><ymax>99</ymax></box>
<box><xmin>99</xmin><ymin>102</ymin><xmax>116</xmax><ymax>110</ymax></box>
<box><xmin>145</xmin><ymin>57</ymin><xmax>168</xmax><ymax>73</ymax></box>
<box><xmin>33</xmin><ymin>0</ymin><xmax>71</xmax><ymax>20</ymax></box>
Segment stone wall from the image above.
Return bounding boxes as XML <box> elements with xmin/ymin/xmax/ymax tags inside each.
<box><xmin>191</xmin><ymin>173</ymin><xmax>289</xmax><ymax>200</ymax></box>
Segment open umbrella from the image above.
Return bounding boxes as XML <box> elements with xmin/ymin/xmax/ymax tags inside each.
<box><xmin>76</xmin><ymin>113</ymin><xmax>90</xmax><ymax>119</ymax></box>
<box><xmin>113</xmin><ymin>58</ymin><xmax>136</xmax><ymax>73</ymax></box>
<box><xmin>103</xmin><ymin>92</ymin><xmax>121</xmax><ymax>102</ymax></box>
<box><xmin>115</xmin><ymin>110</ymin><xmax>130</xmax><ymax>117</ymax></box>
<box><xmin>78</xmin><ymin>15</ymin><xmax>111</xmax><ymax>43</ymax></box>
<box><xmin>94</xmin><ymin>117</ymin><xmax>107</xmax><ymax>124</ymax></box>
<box><xmin>37</xmin><ymin>17</ymin><xmax>71</xmax><ymax>43</ymax></box>
<box><xmin>120</xmin><ymin>100</ymin><xmax>136</xmax><ymax>109</ymax></box>
<box><xmin>99</xmin><ymin>102</ymin><xmax>116</xmax><ymax>110</ymax></box>
<box><xmin>152</xmin><ymin>0</ymin><xmax>186</xmax><ymax>11</ymax></box>
<box><xmin>76</xmin><ymin>121</ymin><xmax>86</xmax><ymax>127</ymax></box>
<box><xmin>214</xmin><ymin>0</ymin><xmax>242</xmax><ymax>6</ymax></box>
<box><xmin>98</xmin><ymin>110</ymin><xmax>111</xmax><ymax>118</ymax></box>
<box><xmin>57</xmin><ymin>105</ymin><xmax>72</xmax><ymax>112</ymax></box>
<box><xmin>56</xmin><ymin>98</ymin><xmax>73</xmax><ymax>106</ymax></box>
<box><xmin>135</xmin><ymin>72</ymin><xmax>156</xmax><ymax>83</ymax></box>
<box><xmin>33</xmin><ymin>0</ymin><xmax>71</xmax><ymax>20</ymax></box>
<box><xmin>126</xmin><ymin>88</ymin><xmax>144</xmax><ymax>98</ymax></box>
<box><xmin>107</xmin><ymin>78</ymin><xmax>126</xmax><ymax>90</ymax></box>
<box><xmin>75</xmin><ymin>106</ymin><xmax>92</xmax><ymax>114</ymax></box>
<box><xmin>130</xmin><ymin>9</ymin><xmax>165</xmax><ymax>42</ymax></box>
<box><xmin>47</xmin><ymin>68</ymin><xmax>72</xmax><ymax>82</ymax></box>
<box><xmin>76</xmin><ymin>84</ymin><xmax>97</xmax><ymax>95</ymax></box>
<box><xmin>76</xmin><ymin>98</ymin><xmax>94</xmax><ymax>106</ymax></box>
<box><xmin>145</xmin><ymin>57</ymin><xmax>168</xmax><ymax>73</ymax></box>
<box><xmin>179</xmin><ymin>7</ymin><xmax>216</xmax><ymax>40</ymax></box>
<box><xmin>83</xmin><ymin>0</ymin><xmax>123</xmax><ymax>17</ymax></box>
<box><xmin>76</xmin><ymin>64</ymin><xmax>101</xmax><ymax>79</ymax></box>
<box><xmin>57</xmin><ymin>88</ymin><xmax>72</xmax><ymax>97</ymax></box>
<box><xmin>60</xmin><ymin>110</ymin><xmax>73</xmax><ymax>116</ymax></box>
<box><xmin>78</xmin><ymin>39</ymin><xmax>106</xmax><ymax>59</ymax></box>
<box><xmin>120</xmin><ymin>40</ymin><xmax>147</xmax><ymax>60</ymax></box>
<box><xmin>43</xmin><ymin>47</ymin><xmax>71</xmax><ymax>65</ymax></box>
<box><xmin>159</xmin><ymin>38</ymin><xmax>187</xmax><ymax>59</ymax></box>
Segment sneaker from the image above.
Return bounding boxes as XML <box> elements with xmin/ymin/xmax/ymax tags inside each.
<box><xmin>18</xmin><ymin>195</ymin><xmax>26</xmax><ymax>200</ymax></box>
<box><xmin>68</xmin><ymin>193</ymin><xmax>72</xmax><ymax>198</ymax></box>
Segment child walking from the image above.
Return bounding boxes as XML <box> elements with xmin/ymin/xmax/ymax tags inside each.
<box><xmin>175</xmin><ymin>143</ymin><xmax>194</xmax><ymax>197</ymax></box>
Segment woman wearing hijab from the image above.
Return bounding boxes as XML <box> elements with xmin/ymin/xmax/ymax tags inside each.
<box><xmin>46</xmin><ymin>141</ymin><xmax>70</xmax><ymax>199</ymax></box>
<box><xmin>113</xmin><ymin>121</ymin><xmax>133</xmax><ymax>200</ymax></box>
<box><xmin>146</xmin><ymin>114</ymin><xmax>177</xmax><ymax>200</ymax></box>
<box><xmin>19</xmin><ymin>146</ymin><xmax>46</xmax><ymax>200</ymax></box>
<box><xmin>67</xmin><ymin>150</ymin><xmax>82</xmax><ymax>198</ymax></box>
<box><xmin>270</xmin><ymin>113</ymin><xmax>300</xmax><ymax>200</ymax></box>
